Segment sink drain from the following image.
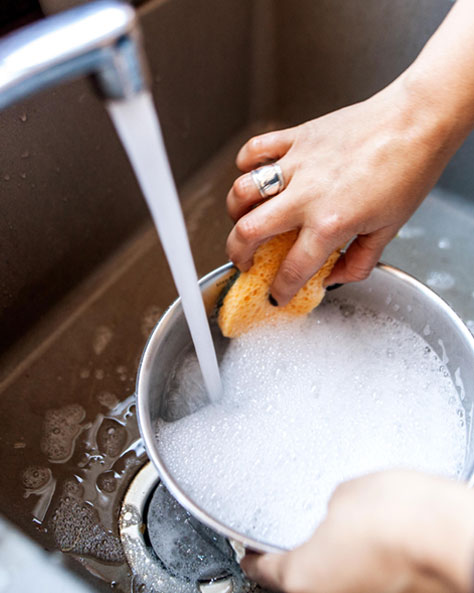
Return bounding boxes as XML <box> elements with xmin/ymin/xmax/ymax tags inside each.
<box><xmin>119</xmin><ymin>462</ymin><xmax>259</xmax><ymax>593</ymax></box>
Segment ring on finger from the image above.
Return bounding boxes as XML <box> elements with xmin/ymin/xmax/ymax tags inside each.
<box><xmin>251</xmin><ymin>163</ymin><xmax>285</xmax><ymax>199</ymax></box>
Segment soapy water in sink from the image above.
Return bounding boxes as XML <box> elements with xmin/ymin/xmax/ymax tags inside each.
<box><xmin>156</xmin><ymin>298</ymin><xmax>467</xmax><ymax>550</ymax></box>
<box><xmin>107</xmin><ymin>92</ymin><xmax>222</xmax><ymax>401</ymax></box>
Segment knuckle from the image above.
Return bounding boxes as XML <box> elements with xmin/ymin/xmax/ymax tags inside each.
<box><xmin>279</xmin><ymin>260</ymin><xmax>306</xmax><ymax>286</ymax></box>
<box><xmin>234</xmin><ymin>217</ymin><xmax>260</xmax><ymax>243</ymax></box>
<box><xmin>331</xmin><ymin>480</ymin><xmax>353</xmax><ymax>504</ymax></box>
<box><xmin>233</xmin><ymin>175</ymin><xmax>251</xmax><ymax>198</ymax></box>
<box><xmin>317</xmin><ymin>214</ymin><xmax>345</xmax><ymax>242</ymax></box>
<box><xmin>226</xmin><ymin>235</ymin><xmax>240</xmax><ymax>263</ymax></box>
<box><xmin>247</xmin><ymin>135</ymin><xmax>263</xmax><ymax>154</ymax></box>
<box><xmin>345</xmin><ymin>262</ymin><xmax>372</xmax><ymax>282</ymax></box>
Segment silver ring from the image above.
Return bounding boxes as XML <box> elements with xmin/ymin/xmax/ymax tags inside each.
<box><xmin>251</xmin><ymin>163</ymin><xmax>285</xmax><ymax>199</ymax></box>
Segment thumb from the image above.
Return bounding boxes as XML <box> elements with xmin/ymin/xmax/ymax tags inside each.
<box><xmin>241</xmin><ymin>552</ymin><xmax>287</xmax><ymax>592</ymax></box>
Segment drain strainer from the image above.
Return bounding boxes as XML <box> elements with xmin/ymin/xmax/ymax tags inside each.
<box><xmin>119</xmin><ymin>462</ymin><xmax>257</xmax><ymax>593</ymax></box>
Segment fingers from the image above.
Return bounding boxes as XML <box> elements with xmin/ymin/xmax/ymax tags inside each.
<box><xmin>236</xmin><ymin>128</ymin><xmax>296</xmax><ymax>172</ymax></box>
<box><xmin>227</xmin><ymin>172</ymin><xmax>262</xmax><ymax>222</ymax></box>
<box><xmin>227</xmin><ymin>159</ymin><xmax>294</xmax><ymax>222</ymax></box>
<box><xmin>324</xmin><ymin>226</ymin><xmax>398</xmax><ymax>286</ymax></box>
<box><xmin>241</xmin><ymin>552</ymin><xmax>287</xmax><ymax>592</ymax></box>
<box><xmin>241</xmin><ymin>523</ymin><xmax>343</xmax><ymax>593</ymax></box>
<box><xmin>270</xmin><ymin>226</ymin><xmax>348</xmax><ymax>307</ymax></box>
<box><xmin>228</xmin><ymin>209</ymin><xmax>396</xmax><ymax>303</ymax></box>
<box><xmin>226</xmin><ymin>191</ymin><xmax>298</xmax><ymax>272</ymax></box>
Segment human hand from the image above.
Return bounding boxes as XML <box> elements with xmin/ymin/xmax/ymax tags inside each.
<box><xmin>226</xmin><ymin>77</ymin><xmax>465</xmax><ymax>306</ymax></box>
<box><xmin>241</xmin><ymin>471</ymin><xmax>474</xmax><ymax>593</ymax></box>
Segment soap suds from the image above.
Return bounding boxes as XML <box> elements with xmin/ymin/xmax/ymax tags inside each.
<box><xmin>156</xmin><ymin>298</ymin><xmax>466</xmax><ymax>550</ymax></box>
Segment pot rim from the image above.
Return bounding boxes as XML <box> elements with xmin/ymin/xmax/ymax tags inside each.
<box><xmin>136</xmin><ymin>261</ymin><xmax>474</xmax><ymax>554</ymax></box>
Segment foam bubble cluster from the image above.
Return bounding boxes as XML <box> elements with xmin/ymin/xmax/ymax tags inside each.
<box><xmin>51</xmin><ymin>479</ymin><xmax>125</xmax><ymax>563</ymax></box>
<box><xmin>41</xmin><ymin>403</ymin><xmax>85</xmax><ymax>463</ymax></box>
<box><xmin>156</xmin><ymin>298</ymin><xmax>467</xmax><ymax>550</ymax></box>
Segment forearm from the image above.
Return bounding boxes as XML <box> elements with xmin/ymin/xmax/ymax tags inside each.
<box><xmin>400</xmin><ymin>0</ymin><xmax>474</xmax><ymax>148</ymax></box>
<box><xmin>225</xmin><ymin>0</ymin><xmax>474</xmax><ymax>299</ymax></box>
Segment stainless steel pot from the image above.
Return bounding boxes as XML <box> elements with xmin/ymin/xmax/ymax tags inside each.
<box><xmin>136</xmin><ymin>262</ymin><xmax>474</xmax><ymax>554</ymax></box>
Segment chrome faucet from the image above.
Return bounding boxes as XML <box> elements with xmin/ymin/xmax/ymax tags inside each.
<box><xmin>0</xmin><ymin>0</ymin><xmax>150</xmax><ymax>110</ymax></box>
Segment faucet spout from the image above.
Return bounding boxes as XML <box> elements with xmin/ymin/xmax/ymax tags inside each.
<box><xmin>0</xmin><ymin>0</ymin><xmax>150</xmax><ymax>110</ymax></box>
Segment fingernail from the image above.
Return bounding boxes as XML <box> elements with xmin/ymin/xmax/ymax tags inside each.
<box><xmin>269</xmin><ymin>294</ymin><xmax>278</xmax><ymax>307</ymax></box>
<box><xmin>326</xmin><ymin>283</ymin><xmax>344</xmax><ymax>292</ymax></box>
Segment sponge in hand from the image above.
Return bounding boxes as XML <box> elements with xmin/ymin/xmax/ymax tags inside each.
<box><xmin>218</xmin><ymin>230</ymin><xmax>340</xmax><ymax>338</ymax></box>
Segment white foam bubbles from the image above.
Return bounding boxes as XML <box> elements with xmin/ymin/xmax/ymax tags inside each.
<box><xmin>155</xmin><ymin>299</ymin><xmax>466</xmax><ymax>550</ymax></box>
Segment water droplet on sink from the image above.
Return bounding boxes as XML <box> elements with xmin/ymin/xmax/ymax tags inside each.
<box><xmin>398</xmin><ymin>225</ymin><xmax>425</xmax><ymax>239</ymax></box>
<box><xmin>426</xmin><ymin>271</ymin><xmax>455</xmax><ymax>291</ymax></box>
<box><xmin>438</xmin><ymin>237</ymin><xmax>451</xmax><ymax>249</ymax></box>
<box><xmin>80</xmin><ymin>368</ymin><xmax>90</xmax><ymax>379</ymax></box>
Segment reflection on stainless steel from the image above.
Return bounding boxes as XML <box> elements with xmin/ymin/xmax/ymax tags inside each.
<box><xmin>137</xmin><ymin>262</ymin><xmax>474</xmax><ymax>554</ymax></box>
<box><xmin>0</xmin><ymin>0</ymin><xmax>149</xmax><ymax>109</ymax></box>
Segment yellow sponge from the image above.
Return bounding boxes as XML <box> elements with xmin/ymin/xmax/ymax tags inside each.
<box><xmin>218</xmin><ymin>230</ymin><xmax>340</xmax><ymax>338</ymax></box>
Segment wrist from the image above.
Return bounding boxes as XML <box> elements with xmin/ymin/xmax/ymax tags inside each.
<box><xmin>393</xmin><ymin>69</ymin><xmax>466</xmax><ymax>163</ymax></box>
<box><xmin>395</xmin><ymin>62</ymin><xmax>474</xmax><ymax>154</ymax></box>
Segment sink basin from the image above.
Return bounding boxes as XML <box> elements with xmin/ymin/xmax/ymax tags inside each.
<box><xmin>384</xmin><ymin>187</ymin><xmax>474</xmax><ymax>331</ymax></box>
<box><xmin>0</xmin><ymin>1</ymin><xmax>472</xmax><ymax>591</ymax></box>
